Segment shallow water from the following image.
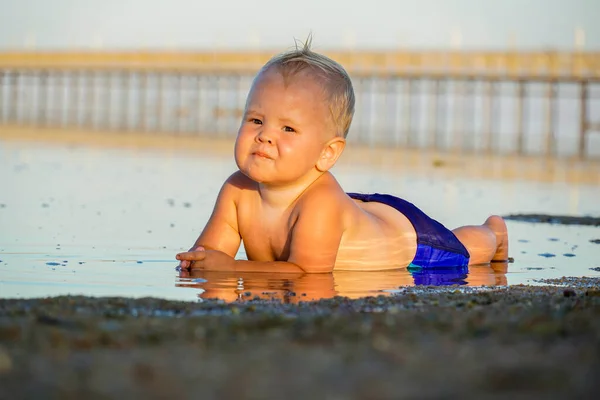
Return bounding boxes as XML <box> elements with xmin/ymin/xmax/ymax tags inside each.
<box><xmin>1</xmin><ymin>138</ymin><xmax>599</xmax><ymax>302</ymax></box>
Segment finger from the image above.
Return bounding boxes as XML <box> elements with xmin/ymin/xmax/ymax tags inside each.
<box><xmin>179</xmin><ymin>260</ymin><xmax>190</xmax><ymax>269</ymax></box>
<box><xmin>176</xmin><ymin>251</ymin><xmax>207</xmax><ymax>261</ymax></box>
<box><xmin>178</xmin><ymin>268</ymin><xmax>191</xmax><ymax>278</ymax></box>
<box><xmin>189</xmin><ymin>260</ymin><xmax>205</xmax><ymax>270</ymax></box>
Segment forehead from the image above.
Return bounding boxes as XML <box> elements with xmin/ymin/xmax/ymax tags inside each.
<box><xmin>246</xmin><ymin>69</ymin><xmax>334</xmax><ymax>131</ymax></box>
<box><xmin>249</xmin><ymin>68</ymin><xmax>326</xmax><ymax>104</ymax></box>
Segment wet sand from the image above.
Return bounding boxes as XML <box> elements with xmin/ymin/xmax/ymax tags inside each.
<box><xmin>1</xmin><ymin>278</ymin><xmax>599</xmax><ymax>398</ymax></box>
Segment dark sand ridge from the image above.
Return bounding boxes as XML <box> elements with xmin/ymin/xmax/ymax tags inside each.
<box><xmin>2</xmin><ymin>125</ymin><xmax>599</xmax><ymax>185</ymax></box>
<box><xmin>505</xmin><ymin>214</ymin><xmax>600</xmax><ymax>226</ymax></box>
<box><xmin>0</xmin><ymin>279</ymin><xmax>599</xmax><ymax>398</ymax></box>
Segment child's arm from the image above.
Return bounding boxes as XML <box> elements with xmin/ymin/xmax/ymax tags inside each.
<box><xmin>178</xmin><ymin>173</ymin><xmax>242</xmax><ymax>269</ymax></box>
<box><xmin>284</xmin><ymin>188</ymin><xmax>345</xmax><ymax>273</ymax></box>
<box><xmin>178</xmin><ymin>188</ymin><xmax>344</xmax><ymax>274</ymax></box>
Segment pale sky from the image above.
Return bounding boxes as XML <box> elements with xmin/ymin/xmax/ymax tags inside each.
<box><xmin>0</xmin><ymin>0</ymin><xmax>598</xmax><ymax>50</ymax></box>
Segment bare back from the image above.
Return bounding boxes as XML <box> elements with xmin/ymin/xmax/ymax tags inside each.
<box><xmin>234</xmin><ymin>172</ymin><xmax>418</xmax><ymax>271</ymax></box>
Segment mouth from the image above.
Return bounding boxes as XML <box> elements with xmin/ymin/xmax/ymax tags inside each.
<box><xmin>252</xmin><ymin>151</ymin><xmax>273</xmax><ymax>160</ymax></box>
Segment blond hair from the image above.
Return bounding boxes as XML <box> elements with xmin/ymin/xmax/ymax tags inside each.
<box><xmin>258</xmin><ymin>37</ymin><xmax>355</xmax><ymax>138</ymax></box>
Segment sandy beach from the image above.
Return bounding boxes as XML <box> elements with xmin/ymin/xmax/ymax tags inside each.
<box><xmin>1</xmin><ymin>279</ymin><xmax>599</xmax><ymax>398</ymax></box>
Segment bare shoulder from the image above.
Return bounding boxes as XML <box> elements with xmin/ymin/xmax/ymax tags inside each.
<box><xmin>224</xmin><ymin>170</ymin><xmax>257</xmax><ymax>192</ymax></box>
<box><xmin>297</xmin><ymin>173</ymin><xmax>350</xmax><ymax>210</ymax></box>
<box><xmin>210</xmin><ymin>171</ymin><xmax>257</xmax><ymax>222</ymax></box>
<box><xmin>218</xmin><ymin>171</ymin><xmax>257</xmax><ymax>202</ymax></box>
<box><xmin>291</xmin><ymin>173</ymin><xmax>356</xmax><ymax>229</ymax></box>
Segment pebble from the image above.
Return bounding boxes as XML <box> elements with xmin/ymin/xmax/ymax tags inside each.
<box><xmin>538</xmin><ymin>253</ymin><xmax>556</xmax><ymax>258</ymax></box>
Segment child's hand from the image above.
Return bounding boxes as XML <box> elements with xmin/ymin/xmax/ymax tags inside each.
<box><xmin>176</xmin><ymin>246</ymin><xmax>235</xmax><ymax>271</ymax></box>
<box><xmin>177</xmin><ymin>245</ymin><xmax>204</xmax><ymax>270</ymax></box>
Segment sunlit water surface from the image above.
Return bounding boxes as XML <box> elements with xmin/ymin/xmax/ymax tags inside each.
<box><xmin>1</xmin><ymin>138</ymin><xmax>599</xmax><ymax>302</ymax></box>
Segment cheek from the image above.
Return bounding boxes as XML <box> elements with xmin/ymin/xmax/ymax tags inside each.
<box><xmin>237</xmin><ymin>127</ymin><xmax>252</xmax><ymax>142</ymax></box>
<box><xmin>280</xmin><ymin>138</ymin><xmax>320</xmax><ymax>159</ymax></box>
<box><xmin>235</xmin><ymin>129</ymin><xmax>252</xmax><ymax>151</ymax></box>
<box><xmin>277</xmin><ymin>140</ymin><xmax>294</xmax><ymax>157</ymax></box>
<box><xmin>234</xmin><ymin>137</ymin><xmax>247</xmax><ymax>165</ymax></box>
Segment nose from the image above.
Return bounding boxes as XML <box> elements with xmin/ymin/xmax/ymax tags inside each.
<box><xmin>256</xmin><ymin>129</ymin><xmax>273</xmax><ymax>144</ymax></box>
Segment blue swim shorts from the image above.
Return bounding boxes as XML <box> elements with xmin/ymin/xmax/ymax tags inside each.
<box><xmin>347</xmin><ymin>192</ymin><xmax>470</xmax><ymax>269</ymax></box>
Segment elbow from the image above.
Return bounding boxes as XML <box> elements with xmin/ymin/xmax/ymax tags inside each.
<box><xmin>297</xmin><ymin>264</ymin><xmax>334</xmax><ymax>274</ymax></box>
<box><xmin>287</xmin><ymin>257</ymin><xmax>335</xmax><ymax>274</ymax></box>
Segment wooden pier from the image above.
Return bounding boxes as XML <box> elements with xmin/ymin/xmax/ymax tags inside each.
<box><xmin>0</xmin><ymin>50</ymin><xmax>599</xmax><ymax>158</ymax></box>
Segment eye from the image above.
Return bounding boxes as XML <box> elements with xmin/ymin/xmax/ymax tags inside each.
<box><xmin>283</xmin><ymin>126</ymin><xmax>296</xmax><ymax>133</ymax></box>
<box><xmin>250</xmin><ymin>118</ymin><xmax>262</xmax><ymax>125</ymax></box>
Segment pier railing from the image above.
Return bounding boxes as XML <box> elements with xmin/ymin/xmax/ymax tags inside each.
<box><xmin>0</xmin><ymin>50</ymin><xmax>599</xmax><ymax>158</ymax></box>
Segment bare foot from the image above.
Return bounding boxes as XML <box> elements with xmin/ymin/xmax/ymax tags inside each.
<box><xmin>484</xmin><ymin>215</ymin><xmax>509</xmax><ymax>262</ymax></box>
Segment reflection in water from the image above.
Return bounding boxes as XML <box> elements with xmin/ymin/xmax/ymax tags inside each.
<box><xmin>177</xmin><ymin>263</ymin><xmax>508</xmax><ymax>303</ymax></box>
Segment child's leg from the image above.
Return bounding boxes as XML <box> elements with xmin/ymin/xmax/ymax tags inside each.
<box><xmin>452</xmin><ymin>215</ymin><xmax>509</xmax><ymax>265</ymax></box>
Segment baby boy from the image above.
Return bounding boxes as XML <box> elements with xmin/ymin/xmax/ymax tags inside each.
<box><xmin>176</xmin><ymin>42</ymin><xmax>508</xmax><ymax>273</ymax></box>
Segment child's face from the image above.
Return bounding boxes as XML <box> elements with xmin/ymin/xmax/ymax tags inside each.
<box><xmin>234</xmin><ymin>68</ymin><xmax>335</xmax><ymax>186</ymax></box>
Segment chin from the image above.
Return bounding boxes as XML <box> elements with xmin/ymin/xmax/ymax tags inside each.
<box><xmin>237</xmin><ymin>162</ymin><xmax>267</xmax><ymax>183</ymax></box>
<box><xmin>240</xmin><ymin>168</ymin><xmax>262</xmax><ymax>183</ymax></box>
<box><xmin>235</xmin><ymin>153</ymin><xmax>273</xmax><ymax>182</ymax></box>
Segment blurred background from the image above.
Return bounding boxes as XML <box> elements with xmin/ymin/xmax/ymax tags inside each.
<box><xmin>0</xmin><ymin>0</ymin><xmax>599</xmax><ymax>157</ymax></box>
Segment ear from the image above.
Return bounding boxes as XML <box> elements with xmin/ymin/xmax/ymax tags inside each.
<box><xmin>316</xmin><ymin>137</ymin><xmax>346</xmax><ymax>172</ymax></box>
